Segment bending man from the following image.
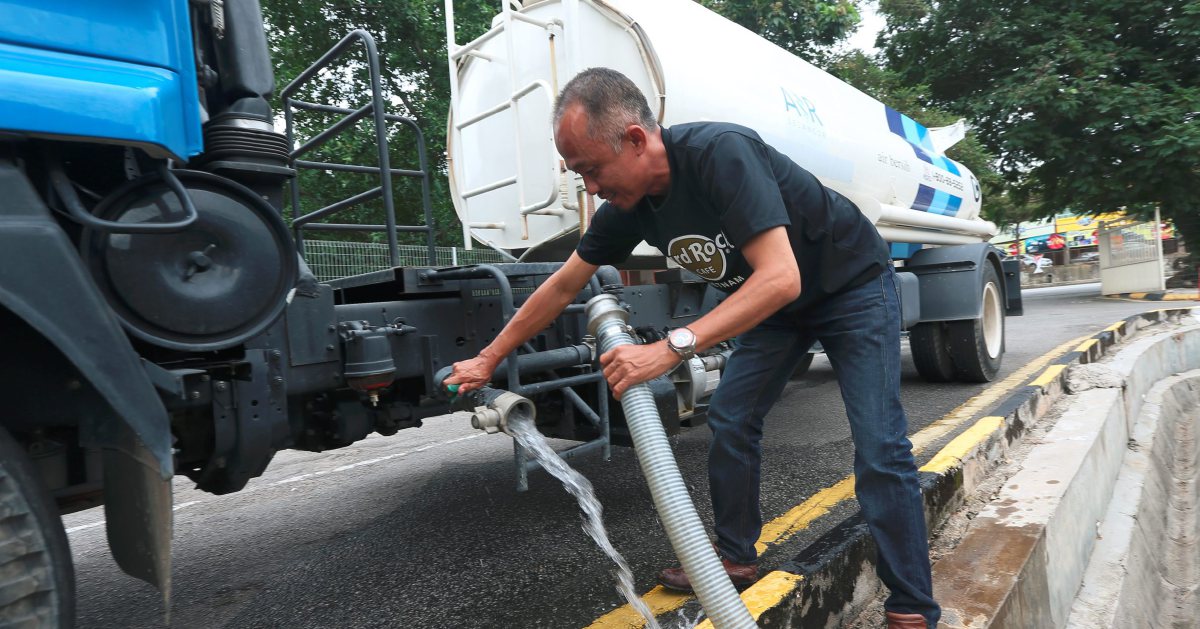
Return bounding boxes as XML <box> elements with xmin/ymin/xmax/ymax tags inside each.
<box><xmin>445</xmin><ymin>68</ymin><xmax>939</xmax><ymax>629</ymax></box>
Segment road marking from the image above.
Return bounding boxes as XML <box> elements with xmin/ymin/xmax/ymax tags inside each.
<box><xmin>920</xmin><ymin>417</ymin><xmax>1005</xmax><ymax>474</ymax></box>
<box><xmin>907</xmin><ymin>334</ymin><xmax>1089</xmax><ymax>454</ymax></box>
<box><xmin>66</xmin><ymin>433</ymin><xmax>484</xmax><ymax>537</ymax></box>
<box><xmin>585</xmin><ymin>334</ymin><xmax>1091</xmax><ymax>628</ymax></box>
<box><xmin>1029</xmin><ymin>364</ymin><xmax>1067</xmax><ymax>389</ymax></box>
<box><xmin>274</xmin><ymin>433</ymin><xmax>484</xmax><ymax>485</ymax></box>
<box><xmin>693</xmin><ymin>571</ymin><xmax>804</xmax><ymax>629</ymax></box>
<box><xmin>66</xmin><ymin>500</ymin><xmax>201</xmax><ymax>534</ymax></box>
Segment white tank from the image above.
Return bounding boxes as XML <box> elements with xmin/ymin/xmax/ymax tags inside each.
<box><xmin>445</xmin><ymin>0</ymin><xmax>996</xmax><ymax>259</ymax></box>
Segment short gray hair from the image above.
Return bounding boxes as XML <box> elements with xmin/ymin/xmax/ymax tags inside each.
<box><xmin>553</xmin><ymin>68</ymin><xmax>658</xmax><ymax>152</ymax></box>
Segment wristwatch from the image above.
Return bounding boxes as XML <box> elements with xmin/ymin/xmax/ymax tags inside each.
<box><xmin>666</xmin><ymin>327</ymin><xmax>697</xmax><ymax>360</ymax></box>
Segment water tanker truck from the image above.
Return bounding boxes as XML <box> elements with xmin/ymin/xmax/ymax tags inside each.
<box><xmin>0</xmin><ymin>0</ymin><xmax>1020</xmax><ymax>624</ymax></box>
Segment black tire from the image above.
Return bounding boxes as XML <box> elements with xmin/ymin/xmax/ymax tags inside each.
<box><xmin>0</xmin><ymin>426</ymin><xmax>74</xmax><ymax>628</ymax></box>
<box><xmin>909</xmin><ymin>322</ymin><xmax>957</xmax><ymax>382</ymax></box>
<box><xmin>789</xmin><ymin>352</ymin><xmax>816</xmax><ymax>380</ymax></box>
<box><xmin>947</xmin><ymin>263</ymin><xmax>1005</xmax><ymax>383</ymax></box>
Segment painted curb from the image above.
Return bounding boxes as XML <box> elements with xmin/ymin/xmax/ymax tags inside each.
<box><xmin>1108</xmin><ymin>291</ymin><xmax>1200</xmax><ymax>302</ymax></box>
<box><xmin>742</xmin><ymin>307</ymin><xmax>1198</xmax><ymax>628</ymax></box>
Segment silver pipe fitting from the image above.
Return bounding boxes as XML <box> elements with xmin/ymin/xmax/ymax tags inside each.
<box><xmin>469</xmin><ymin>390</ymin><xmax>536</xmax><ymax>435</ymax></box>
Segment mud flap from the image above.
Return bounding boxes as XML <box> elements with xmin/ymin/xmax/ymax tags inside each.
<box><xmin>103</xmin><ymin>423</ymin><xmax>172</xmax><ymax>606</ymax></box>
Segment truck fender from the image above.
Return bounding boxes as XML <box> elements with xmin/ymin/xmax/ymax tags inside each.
<box><xmin>0</xmin><ymin>161</ymin><xmax>173</xmax><ymax>593</ymax></box>
<box><xmin>0</xmin><ymin>161</ymin><xmax>172</xmax><ymax>477</ymax></box>
<box><xmin>905</xmin><ymin>243</ymin><xmax>1011</xmax><ymax>323</ymax></box>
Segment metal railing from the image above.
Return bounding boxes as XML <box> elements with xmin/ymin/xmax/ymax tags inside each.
<box><xmin>281</xmin><ymin>29</ymin><xmax>437</xmax><ymax>267</ymax></box>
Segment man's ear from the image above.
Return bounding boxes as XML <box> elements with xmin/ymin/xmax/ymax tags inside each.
<box><xmin>626</xmin><ymin>124</ymin><xmax>648</xmax><ymax>153</ymax></box>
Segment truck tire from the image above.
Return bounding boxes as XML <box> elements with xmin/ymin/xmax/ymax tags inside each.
<box><xmin>0</xmin><ymin>426</ymin><xmax>74</xmax><ymax>628</ymax></box>
<box><xmin>946</xmin><ymin>263</ymin><xmax>1005</xmax><ymax>383</ymax></box>
<box><xmin>789</xmin><ymin>352</ymin><xmax>815</xmax><ymax>380</ymax></box>
<box><xmin>909</xmin><ymin>322</ymin><xmax>956</xmax><ymax>383</ymax></box>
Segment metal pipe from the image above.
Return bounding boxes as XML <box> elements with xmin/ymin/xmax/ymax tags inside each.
<box><xmin>877</xmin><ymin>203</ymin><xmax>997</xmax><ymax>237</ymax></box>
<box><xmin>586</xmin><ymin>294</ymin><xmax>756</xmax><ymax>629</ymax></box>
<box><xmin>491</xmin><ymin>345</ymin><xmax>593</xmax><ymax>381</ymax></box>
<box><xmin>422</xmin><ymin>265</ymin><xmax>519</xmax><ymax>388</ymax></box>
<box><xmin>516</xmin><ymin>372</ymin><xmax>602</xmax><ymax>397</ymax></box>
<box><xmin>875</xmin><ymin>225</ymin><xmax>983</xmax><ymax>246</ymax></box>
<box><xmin>517</xmin><ymin>342</ymin><xmax>601</xmax><ymax>429</ymax></box>
<box><xmin>293</xmin><ymin>160</ymin><xmax>424</xmax><ymax>177</ymax></box>
<box><xmin>290</xmin><ymin>102</ymin><xmax>374</xmax><ymax>158</ymax></box>
<box><xmin>293</xmin><ymin>186</ymin><xmax>383</xmax><ymax>226</ymax></box>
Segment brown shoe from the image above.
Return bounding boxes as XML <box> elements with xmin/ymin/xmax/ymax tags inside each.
<box><xmin>885</xmin><ymin>611</ymin><xmax>929</xmax><ymax>629</ymax></box>
<box><xmin>657</xmin><ymin>558</ymin><xmax>759</xmax><ymax>593</ymax></box>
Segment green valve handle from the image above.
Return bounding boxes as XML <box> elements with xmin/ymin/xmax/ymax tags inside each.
<box><xmin>447</xmin><ymin>383</ymin><xmax>460</xmax><ymax>402</ymax></box>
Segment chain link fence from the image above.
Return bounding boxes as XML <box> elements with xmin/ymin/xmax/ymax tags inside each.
<box><xmin>302</xmin><ymin>240</ymin><xmax>509</xmax><ymax>282</ymax></box>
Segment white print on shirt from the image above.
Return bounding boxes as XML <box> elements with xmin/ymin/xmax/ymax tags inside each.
<box><xmin>667</xmin><ymin>232</ymin><xmax>736</xmax><ymax>282</ymax></box>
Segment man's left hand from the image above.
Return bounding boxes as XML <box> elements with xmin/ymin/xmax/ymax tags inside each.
<box><xmin>599</xmin><ymin>341</ymin><xmax>682</xmax><ymax>400</ymax></box>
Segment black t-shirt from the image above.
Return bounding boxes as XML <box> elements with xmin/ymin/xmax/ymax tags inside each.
<box><xmin>576</xmin><ymin>122</ymin><xmax>890</xmax><ymax>313</ymax></box>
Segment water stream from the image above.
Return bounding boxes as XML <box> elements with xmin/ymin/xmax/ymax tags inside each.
<box><xmin>505</xmin><ymin>416</ymin><xmax>661</xmax><ymax>629</ymax></box>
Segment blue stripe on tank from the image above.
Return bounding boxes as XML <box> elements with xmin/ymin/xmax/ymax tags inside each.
<box><xmin>912</xmin><ymin>184</ymin><xmax>936</xmax><ymax>211</ymax></box>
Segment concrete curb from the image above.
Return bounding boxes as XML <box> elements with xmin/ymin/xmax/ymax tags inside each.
<box><xmin>740</xmin><ymin>308</ymin><xmax>1198</xmax><ymax>628</ymax></box>
<box><xmin>1068</xmin><ymin>370</ymin><xmax>1200</xmax><ymax>627</ymax></box>
<box><xmin>1108</xmin><ymin>290</ymin><xmax>1200</xmax><ymax>301</ymax></box>
<box><xmin>932</xmin><ymin>313</ymin><xmax>1200</xmax><ymax>628</ymax></box>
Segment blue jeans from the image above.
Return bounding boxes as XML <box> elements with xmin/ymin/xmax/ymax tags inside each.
<box><xmin>706</xmin><ymin>266</ymin><xmax>939</xmax><ymax>625</ymax></box>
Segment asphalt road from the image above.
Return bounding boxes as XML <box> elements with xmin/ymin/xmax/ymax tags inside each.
<box><xmin>66</xmin><ymin>283</ymin><xmax>1188</xmax><ymax>629</ymax></box>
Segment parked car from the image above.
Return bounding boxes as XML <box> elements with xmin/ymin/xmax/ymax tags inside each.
<box><xmin>1005</xmin><ymin>253</ymin><xmax>1054</xmax><ymax>273</ymax></box>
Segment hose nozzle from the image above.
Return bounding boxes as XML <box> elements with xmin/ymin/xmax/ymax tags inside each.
<box><xmin>467</xmin><ymin>389</ymin><xmax>536</xmax><ymax>435</ymax></box>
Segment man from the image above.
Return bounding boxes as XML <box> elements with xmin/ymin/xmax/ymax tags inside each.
<box><xmin>445</xmin><ymin>67</ymin><xmax>939</xmax><ymax>629</ymax></box>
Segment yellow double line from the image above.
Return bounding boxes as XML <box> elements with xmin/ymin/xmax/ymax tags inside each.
<box><xmin>586</xmin><ymin>333</ymin><xmax>1091</xmax><ymax>629</ymax></box>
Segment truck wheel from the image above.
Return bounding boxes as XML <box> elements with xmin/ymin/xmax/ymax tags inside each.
<box><xmin>0</xmin><ymin>426</ymin><xmax>74</xmax><ymax>628</ymax></box>
<box><xmin>947</xmin><ymin>264</ymin><xmax>1005</xmax><ymax>382</ymax></box>
<box><xmin>789</xmin><ymin>352</ymin><xmax>815</xmax><ymax>380</ymax></box>
<box><xmin>909</xmin><ymin>322</ymin><xmax>956</xmax><ymax>382</ymax></box>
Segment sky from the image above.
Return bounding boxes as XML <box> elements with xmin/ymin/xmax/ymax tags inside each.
<box><xmin>846</xmin><ymin>1</ymin><xmax>885</xmax><ymax>54</ymax></box>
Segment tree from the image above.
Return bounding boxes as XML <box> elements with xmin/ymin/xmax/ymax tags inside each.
<box><xmin>701</xmin><ymin>0</ymin><xmax>861</xmax><ymax>64</ymax></box>
<box><xmin>878</xmin><ymin>1</ymin><xmax>1200</xmax><ymax>253</ymax></box>
<box><xmin>262</xmin><ymin>0</ymin><xmax>496</xmax><ymax>247</ymax></box>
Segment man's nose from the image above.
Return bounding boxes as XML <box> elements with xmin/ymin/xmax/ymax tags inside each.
<box><xmin>582</xmin><ymin>175</ymin><xmax>599</xmax><ymax>195</ymax></box>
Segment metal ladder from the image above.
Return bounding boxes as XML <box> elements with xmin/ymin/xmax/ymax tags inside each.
<box><xmin>444</xmin><ymin>0</ymin><xmax>577</xmax><ymax>248</ymax></box>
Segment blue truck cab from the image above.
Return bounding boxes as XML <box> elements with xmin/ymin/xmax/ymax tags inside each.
<box><xmin>0</xmin><ymin>0</ymin><xmax>204</xmax><ymax>160</ymax></box>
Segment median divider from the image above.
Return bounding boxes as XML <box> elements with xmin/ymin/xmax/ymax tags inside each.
<box><xmin>736</xmin><ymin>307</ymin><xmax>1199</xmax><ymax>628</ymax></box>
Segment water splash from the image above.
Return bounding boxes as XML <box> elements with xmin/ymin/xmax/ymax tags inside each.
<box><xmin>506</xmin><ymin>416</ymin><xmax>660</xmax><ymax>629</ymax></box>
<box><xmin>672</xmin><ymin>608</ymin><xmax>707</xmax><ymax>628</ymax></box>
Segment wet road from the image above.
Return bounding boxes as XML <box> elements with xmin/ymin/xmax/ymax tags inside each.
<box><xmin>67</xmin><ymin>283</ymin><xmax>1187</xmax><ymax>628</ymax></box>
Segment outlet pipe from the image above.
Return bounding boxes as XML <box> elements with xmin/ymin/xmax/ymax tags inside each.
<box><xmin>586</xmin><ymin>294</ymin><xmax>756</xmax><ymax>629</ymax></box>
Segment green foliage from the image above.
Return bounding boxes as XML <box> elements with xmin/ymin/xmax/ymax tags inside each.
<box><xmin>700</xmin><ymin>0</ymin><xmax>861</xmax><ymax>64</ymax></box>
<box><xmin>262</xmin><ymin>0</ymin><xmax>495</xmax><ymax>246</ymax></box>
<box><xmin>878</xmin><ymin>0</ymin><xmax>1200</xmax><ymax>244</ymax></box>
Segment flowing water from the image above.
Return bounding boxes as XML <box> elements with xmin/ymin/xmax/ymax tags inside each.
<box><xmin>505</xmin><ymin>416</ymin><xmax>661</xmax><ymax>629</ymax></box>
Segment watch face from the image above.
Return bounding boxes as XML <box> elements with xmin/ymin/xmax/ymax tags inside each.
<box><xmin>668</xmin><ymin>328</ymin><xmax>695</xmax><ymax>348</ymax></box>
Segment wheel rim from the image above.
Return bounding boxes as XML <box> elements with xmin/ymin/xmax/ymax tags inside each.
<box><xmin>982</xmin><ymin>281</ymin><xmax>1003</xmax><ymax>358</ymax></box>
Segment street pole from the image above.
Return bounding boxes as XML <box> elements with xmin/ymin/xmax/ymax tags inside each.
<box><xmin>1155</xmin><ymin>207</ymin><xmax>1166</xmax><ymax>291</ymax></box>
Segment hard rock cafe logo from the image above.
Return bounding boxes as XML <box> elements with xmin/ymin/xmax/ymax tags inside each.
<box><xmin>667</xmin><ymin>233</ymin><xmax>732</xmax><ymax>281</ymax></box>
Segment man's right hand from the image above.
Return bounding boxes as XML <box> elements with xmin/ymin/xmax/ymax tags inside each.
<box><xmin>443</xmin><ymin>354</ymin><xmax>499</xmax><ymax>396</ymax></box>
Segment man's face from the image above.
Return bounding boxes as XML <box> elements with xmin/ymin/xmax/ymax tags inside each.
<box><xmin>555</xmin><ymin>105</ymin><xmax>647</xmax><ymax>211</ymax></box>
